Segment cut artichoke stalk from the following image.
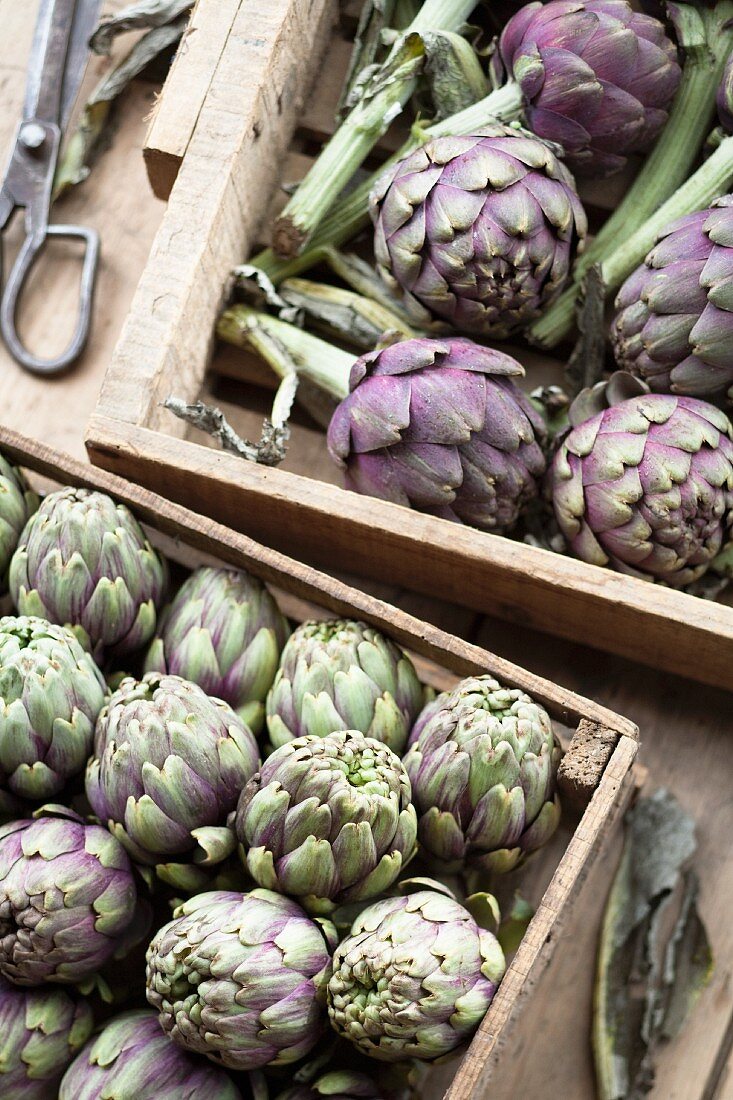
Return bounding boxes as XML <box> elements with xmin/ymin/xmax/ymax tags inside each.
<box><xmin>530</xmin><ymin>2</ymin><xmax>733</xmax><ymax>350</ymax></box>
<box><xmin>253</xmin><ymin>85</ymin><xmax>526</xmax><ymax>285</ymax></box>
<box><xmin>272</xmin><ymin>0</ymin><xmax>482</xmax><ymax>257</ymax></box>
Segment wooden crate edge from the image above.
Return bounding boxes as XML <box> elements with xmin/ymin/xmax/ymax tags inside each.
<box><xmin>446</xmin><ymin>734</ymin><xmax>639</xmax><ymax>1099</ymax></box>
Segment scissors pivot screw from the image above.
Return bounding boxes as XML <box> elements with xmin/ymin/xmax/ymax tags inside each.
<box><xmin>19</xmin><ymin>123</ymin><xmax>46</xmax><ymax>150</ymax></box>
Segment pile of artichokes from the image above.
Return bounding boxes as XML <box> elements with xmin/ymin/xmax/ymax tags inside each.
<box><xmin>207</xmin><ymin>0</ymin><xmax>733</xmax><ymax>595</ymax></box>
<box><xmin>0</xmin><ymin>459</ymin><xmax>565</xmax><ymax>1097</ymax></box>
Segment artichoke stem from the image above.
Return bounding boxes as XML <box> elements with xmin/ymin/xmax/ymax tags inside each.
<box><xmin>217</xmin><ymin>305</ymin><xmax>353</xmax><ymax>401</ymax></box>
<box><xmin>255</xmin><ymin>79</ymin><xmax>525</xmax><ymax>282</ymax></box>
<box><xmin>271</xmin><ymin>0</ymin><xmax>498</xmax><ymax>258</ymax></box>
<box><xmin>529</xmin><ymin>0</ymin><xmax>733</xmax><ymax>350</ymax></box>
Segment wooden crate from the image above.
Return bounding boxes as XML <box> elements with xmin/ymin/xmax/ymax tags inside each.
<box><xmin>85</xmin><ymin>0</ymin><xmax>733</xmax><ymax>692</ymax></box>
<box><xmin>0</xmin><ymin>423</ymin><xmax>638</xmax><ymax>1099</ymax></box>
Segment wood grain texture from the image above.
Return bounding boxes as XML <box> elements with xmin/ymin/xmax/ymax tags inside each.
<box><xmin>96</xmin><ymin>0</ymin><xmax>338</xmax><ymax>436</ymax></box>
<box><xmin>0</xmin><ymin>424</ymin><xmax>639</xmax><ymax>1098</ymax></box>
<box><xmin>0</xmin><ymin>0</ymin><xmax>165</xmax><ymax>458</ymax></box>
<box><xmin>144</xmin><ymin>0</ymin><xmax>242</xmax><ymax>199</ymax></box>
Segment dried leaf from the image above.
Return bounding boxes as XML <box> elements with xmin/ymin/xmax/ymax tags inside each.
<box><xmin>593</xmin><ymin>791</ymin><xmax>712</xmax><ymax>1100</ymax></box>
<box><xmin>163</xmin><ymin>397</ymin><xmax>290</xmax><ymax>466</ymax></box>
<box><xmin>338</xmin><ymin>0</ymin><xmax>399</xmax><ymax>119</ymax></box>
<box><xmin>90</xmin><ymin>0</ymin><xmax>192</xmax><ymax>55</ymax></box>
<box><xmin>54</xmin><ymin>18</ymin><xmax>188</xmax><ymax>197</ymax></box>
<box><xmin>421</xmin><ymin>30</ymin><xmax>488</xmax><ymax>119</ymax></box>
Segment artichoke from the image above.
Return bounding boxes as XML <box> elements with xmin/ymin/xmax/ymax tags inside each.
<box><xmin>59</xmin><ymin>1010</ymin><xmax>243</xmax><ymax>1100</ymax></box>
<box><xmin>235</xmin><ymin>730</ymin><xmax>417</xmax><ymax>914</ymax></box>
<box><xmin>0</xmin><ymin>616</ymin><xmax>106</xmax><ymax>801</ymax></box>
<box><xmin>85</xmin><ymin>673</ymin><xmax>260</xmax><ymax>876</ymax></box>
<box><xmin>274</xmin><ymin>1071</ymin><xmax>394</xmax><ymax>1100</ymax></box>
<box><xmin>0</xmin><ymin>976</ymin><xmax>93</xmax><ymax>1099</ymax></box>
<box><xmin>611</xmin><ymin>198</ymin><xmax>733</xmax><ymax>401</ymax></box>
<box><xmin>146</xmin><ymin>889</ymin><xmax>337</xmax><ymax>1071</ymax></box>
<box><xmin>0</xmin><ymin>457</ymin><xmax>37</xmax><ymax>590</ymax></box>
<box><xmin>9</xmin><ymin>487</ymin><xmax>167</xmax><ymax>660</ymax></box>
<box><xmin>327</xmin><ymin>338</ymin><xmax>547</xmax><ymax>531</ymax></box>
<box><xmin>144</xmin><ymin>566</ymin><xmax>290</xmax><ymax>734</ymax></box>
<box><xmin>370</xmin><ymin>124</ymin><xmax>587</xmax><ymax>338</ymax></box>
<box><xmin>404</xmin><ymin>675</ymin><xmax>561</xmax><ymax>873</ymax></box>
<box><xmin>498</xmin><ymin>0</ymin><xmax>681</xmax><ymax>178</ymax></box>
<box><xmin>328</xmin><ymin>886</ymin><xmax>506</xmax><ymax>1062</ymax></box>
<box><xmin>550</xmin><ymin>393</ymin><xmax>733</xmax><ymax>584</ymax></box>
<box><xmin>266</xmin><ymin>619</ymin><xmax>424</xmax><ymax>754</ymax></box>
<box><xmin>0</xmin><ymin>808</ymin><xmax>138</xmax><ymax>985</ymax></box>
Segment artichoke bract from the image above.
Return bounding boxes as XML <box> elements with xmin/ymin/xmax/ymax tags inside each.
<box><xmin>551</xmin><ymin>393</ymin><xmax>733</xmax><ymax>584</ymax></box>
<box><xmin>370</xmin><ymin>125</ymin><xmax>587</xmax><ymax>338</ymax></box>
<box><xmin>327</xmin><ymin>338</ymin><xmax>547</xmax><ymax>531</ymax></box>
<box><xmin>266</xmin><ymin>619</ymin><xmax>424</xmax><ymax>754</ymax></box>
<box><xmin>146</xmin><ymin>889</ymin><xmax>337</xmax><ymax>1071</ymax></box>
<box><xmin>9</xmin><ymin>488</ymin><xmax>167</xmax><ymax>660</ymax></box>
<box><xmin>0</xmin><ymin>456</ymin><xmax>37</xmax><ymax>590</ymax></box>
<box><xmin>0</xmin><ymin>616</ymin><xmax>106</xmax><ymax>801</ymax></box>
<box><xmin>328</xmin><ymin>887</ymin><xmax>506</xmax><ymax>1062</ymax></box>
<box><xmin>0</xmin><ymin>976</ymin><xmax>93</xmax><ymax>1100</ymax></box>
<box><xmin>404</xmin><ymin>675</ymin><xmax>561</xmax><ymax>873</ymax></box>
<box><xmin>498</xmin><ymin>0</ymin><xmax>681</xmax><ymax>178</ymax></box>
<box><xmin>235</xmin><ymin>730</ymin><xmax>417</xmax><ymax>914</ymax></box>
<box><xmin>86</xmin><ymin>673</ymin><xmax>260</xmax><ymax>873</ymax></box>
<box><xmin>0</xmin><ymin>809</ymin><xmax>138</xmax><ymax>985</ymax></box>
<box><xmin>144</xmin><ymin>566</ymin><xmax>290</xmax><ymax>734</ymax></box>
<box><xmin>611</xmin><ymin>199</ymin><xmax>733</xmax><ymax>401</ymax></box>
<box><xmin>59</xmin><ymin>1010</ymin><xmax>243</xmax><ymax>1100</ymax></box>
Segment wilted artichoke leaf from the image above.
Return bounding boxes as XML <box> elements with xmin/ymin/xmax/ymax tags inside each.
<box><xmin>421</xmin><ymin>30</ymin><xmax>488</xmax><ymax>119</ymax></box>
<box><xmin>339</xmin><ymin>0</ymin><xmax>399</xmax><ymax>117</ymax></box>
<box><xmin>593</xmin><ymin>790</ymin><xmax>712</xmax><ymax>1100</ymax></box>
<box><xmin>54</xmin><ymin>18</ymin><xmax>189</xmax><ymax>198</ymax></box>
<box><xmin>90</xmin><ymin>0</ymin><xmax>193</xmax><ymax>55</ymax></box>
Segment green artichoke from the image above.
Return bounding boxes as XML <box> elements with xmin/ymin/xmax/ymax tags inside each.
<box><xmin>9</xmin><ymin>487</ymin><xmax>167</xmax><ymax>660</ymax></box>
<box><xmin>0</xmin><ymin>976</ymin><xmax>93</xmax><ymax>1100</ymax></box>
<box><xmin>266</xmin><ymin>620</ymin><xmax>424</xmax><ymax>754</ymax></box>
<box><xmin>328</xmin><ymin>886</ymin><xmax>506</xmax><ymax>1062</ymax></box>
<box><xmin>0</xmin><ymin>808</ymin><xmax>138</xmax><ymax>986</ymax></box>
<box><xmin>404</xmin><ymin>675</ymin><xmax>561</xmax><ymax>873</ymax></box>
<box><xmin>0</xmin><ymin>616</ymin><xmax>106</xmax><ymax>800</ymax></box>
<box><xmin>59</xmin><ymin>1010</ymin><xmax>243</xmax><ymax>1100</ymax></box>
<box><xmin>0</xmin><ymin>456</ymin><xmax>37</xmax><ymax>591</ymax></box>
<box><xmin>146</xmin><ymin>889</ymin><xmax>338</xmax><ymax>1071</ymax></box>
<box><xmin>145</xmin><ymin>565</ymin><xmax>290</xmax><ymax>733</ymax></box>
<box><xmin>85</xmin><ymin>673</ymin><xmax>260</xmax><ymax>881</ymax></box>
<box><xmin>235</xmin><ymin>730</ymin><xmax>417</xmax><ymax>914</ymax></box>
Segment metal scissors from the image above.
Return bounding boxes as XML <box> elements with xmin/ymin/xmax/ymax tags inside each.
<box><xmin>0</xmin><ymin>0</ymin><xmax>102</xmax><ymax>375</ymax></box>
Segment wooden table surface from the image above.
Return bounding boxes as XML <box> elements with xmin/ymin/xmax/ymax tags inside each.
<box><xmin>1</xmin><ymin>4</ymin><xmax>732</xmax><ymax>1097</ymax></box>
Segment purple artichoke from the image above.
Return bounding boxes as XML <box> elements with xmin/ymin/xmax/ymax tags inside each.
<box><xmin>328</xmin><ymin>886</ymin><xmax>506</xmax><ymax>1062</ymax></box>
<box><xmin>85</xmin><ymin>673</ymin><xmax>260</xmax><ymax>882</ymax></box>
<box><xmin>146</xmin><ymin>889</ymin><xmax>337</xmax><ymax>1071</ymax></box>
<box><xmin>59</xmin><ymin>1010</ymin><xmax>242</xmax><ymax>1100</ymax></box>
<box><xmin>404</xmin><ymin>675</ymin><xmax>561</xmax><ymax>873</ymax></box>
<box><xmin>9</xmin><ymin>488</ymin><xmax>168</xmax><ymax>660</ymax></box>
<box><xmin>0</xmin><ymin>809</ymin><xmax>138</xmax><ymax>986</ymax></box>
<box><xmin>327</xmin><ymin>338</ymin><xmax>547</xmax><ymax>530</ymax></box>
<box><xmin>0</xmin><ymin>976</ymin><xmax>93</xmax><ymax>1099</ymax></box>
<box><xmin>611</xmin><ymin>198</ymin><xmax>733</xmax><ymax>400</ymax></box>
<box><xmin>370</xmin><ymin>126</ymin><xmax>587</xmax><ymax>338</ymax></box>
<box><xmin>144</xmin><ymin>566</ymin><xmax>290</xmax><ymax>734</ymax></box>
<box><xmin>499</xmin><ymin>0</ymin><xmax>681</xmax><ymax>178</ymax></box>
<box><xmin>550</xmin><ymin>393</ymin><xmax>733</xmax><ymax>584</ymax></box>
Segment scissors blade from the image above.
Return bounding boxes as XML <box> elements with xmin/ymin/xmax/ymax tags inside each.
<box><xmin>23</xmin><ymin>0</ymin><xmax>80</xmax><ymax>126</ymax></box>
<box><xmin>60</xmin><ymin>0</ymin><xmax>104</xmax><ymax>132</ymax></box>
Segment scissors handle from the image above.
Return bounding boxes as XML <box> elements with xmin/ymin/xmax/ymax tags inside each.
<box><xmin>0</xmin><ymin>222</ymin><xmax>99</xmax><ymax>376</ymax></box>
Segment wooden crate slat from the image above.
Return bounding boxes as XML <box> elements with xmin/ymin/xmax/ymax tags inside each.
<box><xmin>87</xmin><ymin>417</ymin><xmax>733</xmax><ymax>691</ymax></box>
<box><xmin>143</xmin><ymin>0</ymin><xmax>242</xmax><ymax>200</ymax></box>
